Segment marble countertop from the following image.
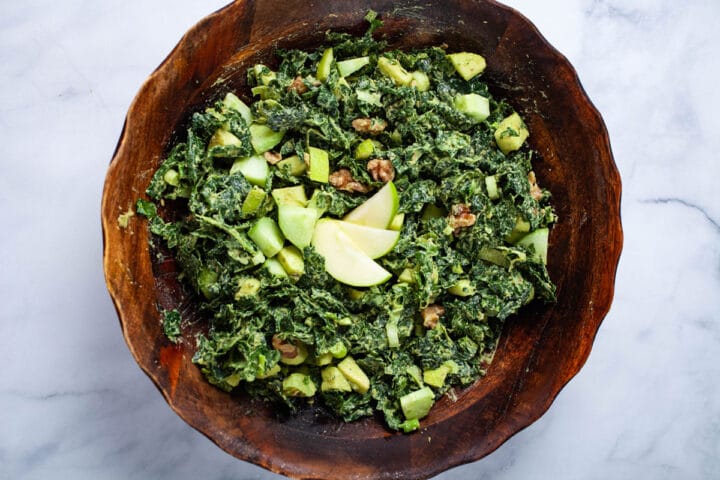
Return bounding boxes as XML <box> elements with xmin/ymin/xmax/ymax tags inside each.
<box><xmin>2</xmin><ymin>0</ymin><xmax>719</xmax><ymax>478</ymax></box>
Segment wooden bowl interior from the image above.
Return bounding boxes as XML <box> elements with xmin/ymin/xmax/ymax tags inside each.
<box><xmin>102</xmin><ymin>1</ymin><xmax>622</xmax><ymax>478</ymax></box>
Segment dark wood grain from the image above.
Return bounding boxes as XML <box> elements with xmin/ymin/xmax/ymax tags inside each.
<box><xmin>101</xmin><ymin>1</ymin><xmax>623</xmax><ymax>478</ymax></box>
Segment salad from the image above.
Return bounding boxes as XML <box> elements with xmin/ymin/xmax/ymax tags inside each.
<box><xmin>137</xmin><ymin>12</ymin><xmax>556</xmax><ymax>432</ymax></box>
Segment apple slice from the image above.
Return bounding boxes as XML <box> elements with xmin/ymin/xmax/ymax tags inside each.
<box><xmin>327</xmin><ymin>219</ymin><xmax>400</xmax><ymax>259</ymax></box>
<box><xmin>343</xmin><ymin>181</ymin><xmax>399</xmax><ymax>229</ymax></box>
<box><xmin>278</xmin><ymin>205</ymin><xmax>318</xmax><ymax>249</ymax></box>
<box><xmin>312</xmin><ymin>219</ymin><xmax>392</xmax><ymax>287</ymax></box>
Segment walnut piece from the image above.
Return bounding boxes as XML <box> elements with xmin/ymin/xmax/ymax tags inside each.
<box><xmin>352</xmin><ymin>117</ymin><xmax>388</xmax><ymax>135</ymax></box>
<box><xmin>287</xmin><ymin>76</ymin><xmax>308</xmax><ymax>94</ymax></box>
<box><xmin>263</xmin><ymin>151</ymin><xmax>282</xmax><ymax>165</ymax></box>
<box><xmin>329</xmin><ymin>168</ymin><xmax>352</xmax><ymax>188</ymax></box>
<box><xmin>527</xmin><ymin>171</ymin><xmax>543</xmax><ymax>201</ymax></box>
<box><xmin>272</xmin><ymin>335</ymin><xmax>299</xmax><ymax>360</ymax></box>
<box><xmin>448</xmin><ymin>203</ymin><xmax>477</xmax><ymax>234</ymax></box>
<box><xmin>329</xmin><ymin>168</ymin><xmax>370</xmax><ymax>193</ymax></box>
<box><xmin>367</xmin><ymin>159</ymin><xmax>395</xmax><ymax>182</ymax></box>
<box><xmin>421</xmin><ymin>305</ymin><xmax>445</xmax><ymax>329</ymax></box>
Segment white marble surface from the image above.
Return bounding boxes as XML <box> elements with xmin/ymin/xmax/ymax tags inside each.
<box><xmin>1</xmin><ymin>0</ymin><xmax>719</xmax><ymax>478</ymax></box>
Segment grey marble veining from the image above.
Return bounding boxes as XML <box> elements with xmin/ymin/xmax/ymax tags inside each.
<box><xmin>1</xmin><ymin>0</ymin><xmax>719</xmax><ymax>479</ymax></box>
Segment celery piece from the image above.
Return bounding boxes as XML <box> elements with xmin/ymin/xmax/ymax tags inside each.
<box><xmin>317</xmin><ymin>48</ymin><xmax>334</xmax><ymax>82</ymax></box>
<box><xmin>386</xmin><ymin>320</ymin><xmax>400</xmax><ymax>348</ymax></box>
<box><xmin>399</xmin><ymin>418</ymin><xmax>420</xmax><ymax>433</ymax></box>
<box><xmin>241</xmin><ymin>186</ymin><xmax>266</xmax><ymax>215</ymax></box>
<box><xmin>307</xmin><ymin>146</ymin><xmax>329</xmax><ymax>183</ymax></box>
<box><xmin>329</xmin><ymin>342</ymin><xmax>348</xmax><ymax>359</ymax></box>
<box><xmin>377</xmin><ymin>57</ymin><xmax>413</xmax><ymax>86</ymax></box>
<box><xmin>197</xmin><ymin>269</ymin><xmax>218</xmax><ymax>299</ymax></box>
<box><xmin>336</xmin><ymin>56</ymin><xmax>370</xmax><ymax>77</ymax></box>
<box><xmin>485</xmin><ymin>175</ymin><xmax>499</xmax><ymax>200</ymax></box>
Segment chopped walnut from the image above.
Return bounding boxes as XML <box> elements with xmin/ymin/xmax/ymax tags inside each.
<box><xmin>367</xmin><ymin>159</ymin><xmax>395</xmax><ymax>182</ymax></box>
<box><xmin>527</xmin><ymin>171</ymin><xmax>543</xmax><ymax>201</ymax></box>
<box><xmin>448</xmin><ymin>204</ymin><xmax>477</xmax><ymax>235</ymax></box>
<box><xmin>329</xmin><ymin>168</ymin><xmax>352</xmax><ymax>188</ymax></box>
<box><xmin>329</xmin><ymin>168</ymin><xmax>370</xmax><ymax>193</ymax></box>
<box><xmin>263</xmin><ymin>151</ymin><xmax>282</xmax><ymax>165</ymax></box>
<box><xmin>272</xmin><ymin>335</ymin><xmax>299</xmax><ymax>360</ymax></box>
<box><xmin>421</xmin><ymin>305</ymin><xmax>445</xmax><ymax>329</ymax></box>
<box><xmin>346</xmin><ymin>181</ymin><xmax>370</xmax><ymax>193</ymax></box>
<box><xmin>287</xmin><ymin>76</ymin><xmax>308</xmax><ymax>94</ymax></box>
<box><xmin>352</xmin><ymin>117</ymin><xmax>388</xmax><ymax>135</ymax></box>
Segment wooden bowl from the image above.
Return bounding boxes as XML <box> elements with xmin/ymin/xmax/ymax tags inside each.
<box><xmin>101</xmin><ymin>1</ymin><xmax>622</xmax><ymax>478</ymax></box>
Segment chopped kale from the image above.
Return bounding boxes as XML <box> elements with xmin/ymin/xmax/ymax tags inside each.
<box><xmin>135</xmin><ymin>199</ymin><xmax>157</xmax><ymax>218</ymax></box>
<box><xmin>138</xmin><ymin>13</ymin><xmax>556</xmax><ymax>432</ymax></box>
<box><xmin>162</xmin><ymin>309</ymin><xmax>182</xmax><ymax>343</ymax></box>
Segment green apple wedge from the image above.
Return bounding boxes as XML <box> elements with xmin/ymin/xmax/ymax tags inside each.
<box><xmin>311</xmin><ymin>219</ymin><xmax>392</xmax><ymax>287</ymax></box>
<box><xmin>343</xmin><ymin>181</ymin><xmax>399</xmax><ymax>229</ymax></box>
<box><xmin>326</xmin><ymin>219</ymin><xmax>400</xmax><ymax>259</ymax></box>
<box><xmin>278</xmin><ymin>205</ymin><xmax>318</xmax><ymax>249</ymax></box>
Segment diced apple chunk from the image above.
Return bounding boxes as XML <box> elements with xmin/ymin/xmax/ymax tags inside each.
<box><xmin>447</xmin><ymin>52</ymin><xmax>487</xmax><ymax>81</ymax></box>
<box><xmin>494</xmin><ymin>113</ymin><xmax>529</xmax><ymax>155</ymax></box>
